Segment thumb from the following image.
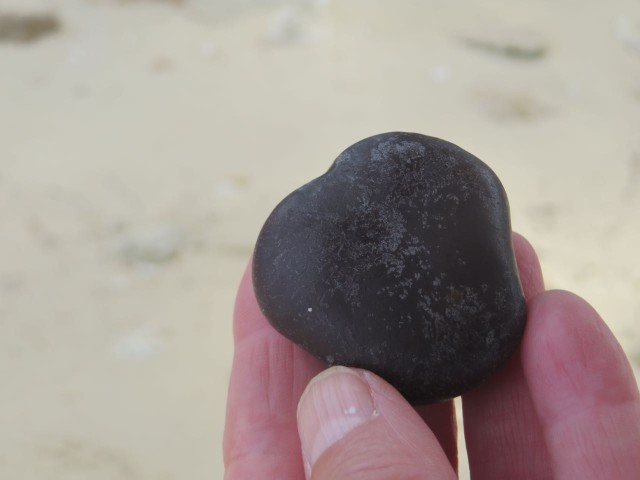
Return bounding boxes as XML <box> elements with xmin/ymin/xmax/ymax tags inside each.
<box><xmin>297</xmin><ymin>366</ymin><xmax>457</xmax><ymax>480</ymax></box>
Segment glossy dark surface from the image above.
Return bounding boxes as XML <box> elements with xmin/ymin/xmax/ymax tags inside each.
<box><xmin>253</xmin><ymin>132</ymin><xmax>526</xmax><ymax>404</ymax></box>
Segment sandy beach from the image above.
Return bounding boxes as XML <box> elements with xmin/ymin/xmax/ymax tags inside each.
<box><xmin>1</xmin><ymin>0</ymin><xmax>639</xmax><ymax>478</ymax></box>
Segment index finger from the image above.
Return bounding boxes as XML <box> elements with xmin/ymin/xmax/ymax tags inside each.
<box><xmin>223</xmin><ymin>263</ymin><xmax>324</xmax><ymax>480</ymax></box>
<box><xmin>522</xmin><ymin>290</ymin><xmax>640</xmax><ymax>478</ymax></box>
<box><xmin>462</xmin><ymin>232</ymin><xmax>552</xmax><ymax>480</ymax></box>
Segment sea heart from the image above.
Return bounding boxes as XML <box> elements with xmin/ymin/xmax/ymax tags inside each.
<box><xmin>252</xmin><ymin>132</ymin><xmax>526</xmax><ymax>404</ymax></box>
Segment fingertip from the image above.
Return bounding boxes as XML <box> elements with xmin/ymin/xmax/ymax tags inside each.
<box><xmin>299</xmin><ymin>367</ymin><xmax>456</xmax><ymax>480</ymax></box>
<box><xmin>225</xmin><ymin>259</ymin><xmax>325</xmax><ymax>479</ymax></box>
<box><xmin>512</xmin><ymin>232</ymin><xmax>544</xmax><ymax>301</ymax></box>
<box><xmin>233</xmin><ymin>260</ymin><xmax>252</xmax><ymax>316</ymax></box>
<box><xmin>233</xmin><ymin>259</ymin><xmax>273</xmax><ymax>342</ymax></box>
<box><xmin>297</xmin><ymin>366</ymin><xmax>377</xmax><ymax>472</ymax></box>
<box><xmin>521</xmin><ymin>290</ymin><xmax>640</xmax><ymax>478</ymax></box>
<box><xmin>413</xmin><ymin>401</ymin><xmax>458</xmax><ymax>471</ymax></box>
<box><xmin>523</xmin><ymin>290</ymin><xmax>638</xmax><ymax>420</ymax></box>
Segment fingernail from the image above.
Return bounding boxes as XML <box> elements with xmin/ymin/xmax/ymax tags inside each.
<box><xmin>297</xmin><ymin>366</ymin><xmax>376</xmax><ymax>475</ymax></box>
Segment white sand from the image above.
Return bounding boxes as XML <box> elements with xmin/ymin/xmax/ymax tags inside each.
<box><xmin>1</xmin><ymin>0</ymin><xmax>639</xmax><ymax>478</ymax></box>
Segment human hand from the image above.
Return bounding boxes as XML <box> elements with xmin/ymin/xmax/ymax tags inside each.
<box><xmin>223</xmin><ymin>234</ymin><xmax>640</xmax><ymax>479</ymax></box>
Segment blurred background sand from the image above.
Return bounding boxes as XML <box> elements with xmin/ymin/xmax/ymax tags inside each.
<box><xmin>0</xmin><ymin>0</ymin><xmax>639</xmax><ymax>478</ymax></box>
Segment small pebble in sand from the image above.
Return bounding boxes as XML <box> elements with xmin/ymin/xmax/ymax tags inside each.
<box><xmin>0</xmin><ymin>11</ymin><xmax>61</xmax><ymax>43</ymax></box>
<box><xmin>460</xmin><ymin>28</ymin><xmax>547</xmax><ymax>61</ymax></box>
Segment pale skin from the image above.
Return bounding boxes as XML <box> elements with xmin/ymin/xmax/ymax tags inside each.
<box><xmin>224</xmin><ymin>233</ymin><xmax>640</xmax><ymax>479</ymax></box>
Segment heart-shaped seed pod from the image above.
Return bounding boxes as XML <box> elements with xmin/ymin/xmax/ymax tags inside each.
<box><xmin>253</xmin><ymin>132</ymin><xmax>526</xmax><ymax>404</ymax></box>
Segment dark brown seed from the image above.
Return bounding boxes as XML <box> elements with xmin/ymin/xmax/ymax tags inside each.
<box><xmin>253</xmin><ymin>132</ymin><xmax>526</xmax><ymax>404</ymax></box>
